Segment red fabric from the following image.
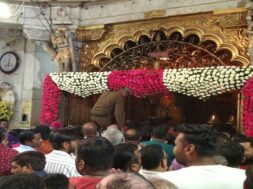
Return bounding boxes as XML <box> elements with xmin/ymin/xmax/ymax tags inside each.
<box><xmin>0</xmin><ymin>144</ymin><xmax>18</xmax><ymax>176</ymax></box>
<box><xmin>70</xmin><ymin>176</ymin><xmax>102</xmax><ymax>189</ymax></box>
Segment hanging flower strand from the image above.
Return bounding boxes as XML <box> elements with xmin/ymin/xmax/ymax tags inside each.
<box><xmin>40</xmin><ymin>75</ymin><xmax>62</xmax><ymax>125</ymax></box>
<box><xmin>242</xmin><ymin>77</ymin><xmax>253</xmax><ymax>137</ymax></box>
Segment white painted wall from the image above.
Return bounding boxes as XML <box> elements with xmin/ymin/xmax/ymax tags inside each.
<box><xmin>0</xmin><ymin>38</ymin><xmax>26</xmax><ymax>128</ymax></box>
<box><xmin>0</xmin><ymin>38</ymin><xmax>56</xmax><ymax>128</ymax></box>
<box><xmin>79</xmin><ymin>0</ymin><xmax>242</xmax><ymax>26</ymax></box>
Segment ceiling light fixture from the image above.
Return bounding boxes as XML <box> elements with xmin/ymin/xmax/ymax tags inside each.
<box><xmin>0</xmin><ymin>2</ymin><xmax>11</xmax><ymax>19</ymax></box>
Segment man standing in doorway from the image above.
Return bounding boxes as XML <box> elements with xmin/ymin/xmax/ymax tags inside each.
<box><xmin>91</xmin><ymin>88</ymin><xmax>129</xmax><ymax>130</ymax></box>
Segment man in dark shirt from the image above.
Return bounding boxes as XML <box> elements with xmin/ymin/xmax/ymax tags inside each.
<box><xmin>91</xmin><ymin>88</ymin><xmax>129</xmax><ymax>130</ymax></box>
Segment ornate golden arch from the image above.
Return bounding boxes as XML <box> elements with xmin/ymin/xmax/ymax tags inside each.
<box><xmin>77</xmin><ymin>10</ymin><xmax>249</xmax><ymax>71</ymax></box>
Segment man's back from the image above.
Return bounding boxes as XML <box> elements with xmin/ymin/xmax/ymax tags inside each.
<box><xmin>91</xmin><ymin>91</ymin><xmax>126</xmax><ymax>129</ymax></box>
<box><xmin>45</xmin><ymin>150</ymin><xmax>79</xmax><ymax>178</ymax></box>
<box><xmin>92</xmin><ymin>91</ymin><xmax>121</xmax><ymax>113</ymax></box>
<box><xmin>161</xmin><ymin>165</ymin><xmax>245</xmax><ymax>189</ymax></box>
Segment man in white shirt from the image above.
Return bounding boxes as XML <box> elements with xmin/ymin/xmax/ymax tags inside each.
<box><xmin>44</xmin><ymin>128</ymin><xmax>80</xmax><ymax>178</ymax></box>
<box><xmin>161</xmin><ymin>124</ymin><xmax>246</xmax><ymax>189</ymax></box>
<box><xmin>139</xmin><ymin>144</ymin><xmax>168</xmax><ymax>178</ymax></box>
<box><xmin>14</xmin><ymin>130</ymin><xmax>42</xmax><ymax>153</ymax></box>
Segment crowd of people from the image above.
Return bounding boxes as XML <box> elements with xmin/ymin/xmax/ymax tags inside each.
<box><xmin>0</xmin><ymin>118</ymin><xmax>253</xmax><ymax>189</ymax></box>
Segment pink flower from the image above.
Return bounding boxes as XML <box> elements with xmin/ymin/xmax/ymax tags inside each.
<box><xmin>242</xmin><ymin>77</ymin><xmax>253</xmax><ymax>137</ymax></box>
<box><xmin>40</xmin><ymin>75</ymin><xmax>62</xmax><ymax>125</ymax></box>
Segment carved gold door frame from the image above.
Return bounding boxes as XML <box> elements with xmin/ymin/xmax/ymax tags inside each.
<box><xmin>77</xmin><ymin>10</ymin><xmax>249</xmax><ymax>71</ymax></box>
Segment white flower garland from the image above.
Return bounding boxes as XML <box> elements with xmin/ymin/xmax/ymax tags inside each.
<box><xmin>50</xmin><ymin>72</ymin><xmax>111</xmax><ymax>98</ymax></box>
<box><xmin>163</xmin><ymin>66</ymin><xmax>253</xmax><ymax>99</ymax></box>
<box><xmin>49</xmin><ymin>66</ymin><xmax>253</xmax><ymax>99</ymax></box>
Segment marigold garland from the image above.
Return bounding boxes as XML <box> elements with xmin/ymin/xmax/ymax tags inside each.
<box><xmin>0</xmin><ymin>101</ymin><xmax>13</xmax><ymax>121</ymax></box>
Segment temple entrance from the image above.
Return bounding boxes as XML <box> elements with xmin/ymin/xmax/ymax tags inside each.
<box><xmin>62</xmin><ymin>11</ymin><xmax>249</xmax><ymax>131</ymax></box>
<box><xmin>125</xmin><ymin>91</ymin><xmax>238</xmax><ymax>133</ymax></box>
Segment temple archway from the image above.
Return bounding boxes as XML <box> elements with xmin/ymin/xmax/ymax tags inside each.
<box><xmin>68</xmin><ymin>10</ymin><xmax>248</xmax><ymax>130</ymax></box>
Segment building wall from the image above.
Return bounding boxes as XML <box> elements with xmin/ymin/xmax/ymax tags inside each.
<box><xmin>0</xmin><ymin>39</ymin><xmax>56</xmax><ymax>128</ymax></box>
<box><xmin>79</xmin><ymin>0</ymin><xmax>242</xmax><ymax>26</ymax></box>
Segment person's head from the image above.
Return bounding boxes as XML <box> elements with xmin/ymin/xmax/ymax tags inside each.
<box><xmin>0</xmin><ymin>127</ymin><xmax>7</xmax><ymax>145</ymax></box>
<box><xmin>44</xmin><ymin>174</ymin><xmax>69</xmax><ymax>189</ymax></box>
<box><xmin>120</xmin><ymin>87</ymin><xmax>130</xmax><ymax>97</ymax></box>
<box><xmin>8</xmin><ymin>129</ymin><xmax>23</xmax><ymax>147</ymax></box>
<box><xmin>34</xmin><ymin>125</ymin><xmax>50</xmax><ymax>140</ymax></box>
<box><xmin>76</xmin><ymin>137</ymin><xmax>114</xmax><ymax>175</ymax></box>
<box><xmin>233</xmin><ymin>136</ymin><xmax>253</xmax><ymax>165</ymax></box>
<box><xmin>141</xmin><ymin>144</ymin><xmax>168</xmax><ymax>172</ymax></box>
<box><xmin>49</xmin><ymin>128</ymin><xmax>79</xmax><ymax>153</ymax></box>
<box><xmin>124</xmin><ymin>128</ymin><xmax>142</xmax><ymax>144</ymax></box>
<box><xmin>96</xmin><ymin>172</ymin><xmax>155</xmax><ymax>189</ymax></box>
<box><xmin>241</xmin><ymin>140</ymin><xmax>253</xmax><ymax>159</ymax></box>
<box><xmin>82</xmin><ymin>122</ymin><xmax>98</xmax><ymax>138</ymax></box>
<box><xmin>215</xmin><ymin>131</ymin><xmax>230</xmax><ymax>146</ymax></box>
<box><xmin>148</xmin><ymin>178</ymin><xmax>178</xmax><ymax>189</ymax></box>
<box><xmin>0</xmin><ymin>174</ymin><xmax>44</xmax><ymax>189</ymax></box>
<box><xmin>102</xmin><ymin>126</ymin><xmax>123</xmax><ymax>146</ymax></box>
<box><xmin>113</xmin><ymin>143</ymin><xmax>141</xmax><ymax>172</ymax></box>
<box><xmin>151</xmin><ymin>125</ymin><xmax>168</xmax><ymax>140</ymax></box>
<box><xmin>11</xmin><ymin>151</ymin><xmax>46</xmax><ymax>174</ymax></box>
<box><xmin>19</xmin><ymin>130</ymin><xmax>43</xmax><ymax>148</ymax></box>
<box><xmin>217</xmin><ymin>141</ymin><xmax>244</xmax><ymax>167</ymax></box>
<box><xmin>173</xmin><ymin>124</ymin><xmax>216</xmax><ymax>166</ymax></box>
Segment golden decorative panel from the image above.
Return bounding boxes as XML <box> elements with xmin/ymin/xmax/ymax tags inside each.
<box><xmin>144</xmin><ymin>9</ymin><xmax>166</xmax><ymax>19</ymax></box>
<box><xmin>77</xmin><ymin>10</ymin><xmax>249</xmax><ymax>71</ymax></box>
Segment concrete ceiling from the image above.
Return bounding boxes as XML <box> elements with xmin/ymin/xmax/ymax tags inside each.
<box><xmin>7</xmin><ymin>0</ymin><xmax>123</xmax><ymax>5</ymax></box>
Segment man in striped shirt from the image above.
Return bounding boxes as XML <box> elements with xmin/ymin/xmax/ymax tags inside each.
<box><xmin>44</xmin><ymin>128</ymin><xmax>80</xmax><ymax>178</ymax></box>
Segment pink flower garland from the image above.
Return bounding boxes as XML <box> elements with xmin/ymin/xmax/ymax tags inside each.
<box><xmin>242</xmin><ymin>76</ymin><xmax>253</xmax><ymax>137</ymax></box>
<box><xmin>108</xmin><ymin>69</ymin><xmax>170</xmax><ymax>97</ymax></box>
<box><xmin>40</xmin><ymin>75</ymin><xmax>62</xmax><ymax>125</ymax></box>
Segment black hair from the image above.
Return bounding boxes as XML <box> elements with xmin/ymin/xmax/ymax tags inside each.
<box><xmin>176</xmin><ymin>124</ymin><xmax>216</xmax><ymax>157</ymax></box>
<box><xmin>0</xmin><ymin>174</ymin><xmax>44</xmax><ymax>189</ymax></box>
<box><xmin>141</xmin><ymin>144</ymin><xmax>165</xmax><ymax>170</ymax></box>
<box><xmin>0</xmin><ymin>127</ymin><xmax>5</xmax><ymax>143</ymax></box>
<box><xmin>43</xmin><ymin>174</ymin><xmax>69</xmax><ymax>189</ymax></box>
<box><xmin>49</xmin><ymin>128</ymin><xmax>79</xmax><ymax>150</ymax></box>
<box><xmin>18</xmin><ymin>130</ymin><xmax>36</xmax><ymax>145</ymax></box>
<box><xmin>113</xmin><ymin>143</ymin><xmax>139</xmax><ymax>171</ymax></box>
<box><xmin>101</xmin><ymin>172</ymin><xmax>155</xmax><ymax>189</ymax></box>
<box><xmin>217</xmin><ymin>141</ymin><xmax>244</xmax><ymax>167</ymax></box>
<box><xmin>12</xmin><ymin>151</ymin><xmax>46</xmax><ymax>171</ymax></box>
<box><xmin>151</xmin><ymin>125</ymin><xmax>168</xmax><ymax>139</ymax></box>
<box><xmin>8</xmin><ymin>129</ymin><xmax>24</xmax><ymax>138</ymax></box>
<box><xmin>34</xmin><ymin>126</ymin><xmax>50</xmax><ymax>140</ymax></box>
<box><xmin>77</xmin><ymin>137</ymin><xmax>114</xmax><ymax>171</ymax></box>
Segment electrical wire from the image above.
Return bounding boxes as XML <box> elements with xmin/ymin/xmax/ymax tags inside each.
<box><xmin>30</xmin><ymin>0</ymin><xmax>52</xmax><ymax>33</ymax></box>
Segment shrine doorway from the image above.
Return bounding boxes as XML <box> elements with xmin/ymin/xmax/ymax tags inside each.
<box><xmin>65</xmin><ymin>11</ymin><xmax>249</xmax><ymax>132</ymax></box>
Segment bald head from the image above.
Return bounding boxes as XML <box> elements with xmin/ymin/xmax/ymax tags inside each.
<box><xmin>82</xmin><ymin>122</ymin><xmax>98</xmax><ymax>138</ymax></box>
<box><xmin>124</xmin><ymin>128</ymin><xmax>141</xmax><ymax>144</ymax></box>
